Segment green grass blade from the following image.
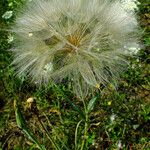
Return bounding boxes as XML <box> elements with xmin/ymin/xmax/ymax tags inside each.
<box><xmin>44</xmin><ymin>113</ymin><xmax>70</xmax><ymax>150</ymax></box>
<box><xmin>75</xmin><ymin>120</ymin><xmax>83</xmax><ymax>150</ymax></box>
<box><xmin>14</xmin><ymin>100</ymin><xmax>46</xmax><ymax>150</ymax></box>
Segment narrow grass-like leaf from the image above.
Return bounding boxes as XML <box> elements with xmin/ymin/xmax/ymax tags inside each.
<box><xmin>37</xmin><ymin>116</ymin><xmax>61</xmax><ymax>150</ymax></box>
<box><xmin>14</xmin><ymin>100</ymin><xmax>46</xmax><ymax>150</ymax></box>
<box><xmin>75</xmin><ymin>120</ymin><xmax>83</xmax><ymax>150</ymax></box>
<box><xmin>14</xmin><ymin>99</ymin><xmax>26</xmax><ymax>128</ymax></box>
<box><xmin>22</xmin><ymin>128</ymin><xmax>46</xmax><ymax>150</ymax></box>
<box><xmin>44</xmin><ymin>113</ymin><xmax>70</xmax><ymax>150</ymax></box>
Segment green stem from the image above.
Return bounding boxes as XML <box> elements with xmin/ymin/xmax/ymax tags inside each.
<box><xmin>75</xmin><ymin>120</ymin><xmax>83</xmax><ymax>150</ymax></box>
<box><xmin>80</xmin><ymin>113</ymin><xmax>88</xmax><ymax>150</ymax></box>
<box><xmin>80</xmin><ymin>98</ymin><xmax>88</xmax><ymax>150</ymax></box>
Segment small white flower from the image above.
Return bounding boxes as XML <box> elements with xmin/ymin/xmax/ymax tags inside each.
<box><xmin>2</xmin><ymin>11</ymin><xmax>13</xmax><ymax>19</ymax></box>
<box><xmin>43</xmin><ymin>62</ymin><xmax>53</xmax><ymax>73</ymax></box>
<box><xmin>124</xmin><ymin>43</ymin><xmax>141</xmax><ymax>55</ymax></box>
<box><xmin>117</xmin><ymin>140</ymin><xmax>122</xmax><ymax>149</ymax></box>
<box><xmin>110</xmin><ymin>114</ymin><xmax>116</xmax><ymax>122</ymax></box>
<box><xmin>129</xmin><ymin>47</ymin><xmax>140</xmax><ymax>54</ymax></box>
<box><xmin>121</xmin><ymin>0</ymin><xmax>140</xmax><ymax>11</ymax></box>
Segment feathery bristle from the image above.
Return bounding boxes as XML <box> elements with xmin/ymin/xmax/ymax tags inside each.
<box><xmin>12</xmin><ymin>0</ymin><xmax>140</xmax><ymax>98</ymax></box>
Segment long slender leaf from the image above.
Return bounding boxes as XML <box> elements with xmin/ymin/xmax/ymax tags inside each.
<box><xmin>14</xmin><ymin>100</ymin><xmax>46</xmax><ymax>150</ymax></box>
<box><xmin>44</xmin><ymin>113</ymin><xmax>70</xmax><ymax>150</ymax></box>
<box><xmin>75</xmin><ymin>120</ymin><xmax>83</xmax><ymax>150</ymax></box>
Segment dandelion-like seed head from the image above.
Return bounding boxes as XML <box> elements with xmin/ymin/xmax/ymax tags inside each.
<box><xmin>12</xmin><ymin>0</ymin><xmax>139</xmax><ymax>98</ymax></box>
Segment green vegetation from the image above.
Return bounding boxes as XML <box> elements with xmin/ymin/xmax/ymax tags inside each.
<box><xmin>0</xmin><ymin>0</ymin><xmax>149</xmax><ymax>149</ymax></box>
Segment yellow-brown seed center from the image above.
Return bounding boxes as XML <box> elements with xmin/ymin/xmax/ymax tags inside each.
<box><xmin>45</xmin><ymin>31</ymin><xmax>82</xmax><ymax>53</ymax></box>
<box><xmin>65</xmin><ymin>32</ymin><xmax>81</xmax><ymax>53</ymax></box>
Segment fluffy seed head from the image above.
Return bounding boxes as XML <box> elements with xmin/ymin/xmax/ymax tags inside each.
<box><xmin>12</xmin><ymin>0</ymin><xmax>139</xmax><ymax>98</ymax></box>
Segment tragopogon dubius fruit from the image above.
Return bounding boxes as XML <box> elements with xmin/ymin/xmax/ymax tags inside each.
<box><xmin>12</xmin><ymin>0</ymin><xmax>139</xmax><ymax>98</ymax></box>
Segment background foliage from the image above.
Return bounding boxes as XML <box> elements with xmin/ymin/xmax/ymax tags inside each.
<box><xmin>0</xmin><ymin>0</ymin><xmax>150</xmax><ymax>149</ymax></box>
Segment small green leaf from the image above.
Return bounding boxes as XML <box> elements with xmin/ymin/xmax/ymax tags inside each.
<box><xmin>14</xmin><ymin>99</ymin><xmax>26</xmax><ymax>129</ymax></box>
<box><xmin>87</xmin><ymin>97</ymin><xmax>97</xmax><ymax>113</ymax></box>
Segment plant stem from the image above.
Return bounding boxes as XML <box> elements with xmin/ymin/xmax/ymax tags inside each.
<box><xmin>75</xmin><ymin>120</ymin><xmax>83</xmax><ymax>150</ymax></box>
<box><xmin>80</xmin><ymin>98</ymin><xmax>89</xmax><ymax>150</ymax></box>
<box><xmin>80</xmin><ymin>113</ymin><xmax>88</xmax><ymax>150</ymax></box>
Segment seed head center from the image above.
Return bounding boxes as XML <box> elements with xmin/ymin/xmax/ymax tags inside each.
<box><xmin>44</xmin><ymin>31</ymin><xmax>84</xmax><ymax>54</ymax></box>
<box><xmin>65</xmin><ymin>33</ymin><xmax>81</xmax><ymax>53</ymax></box>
